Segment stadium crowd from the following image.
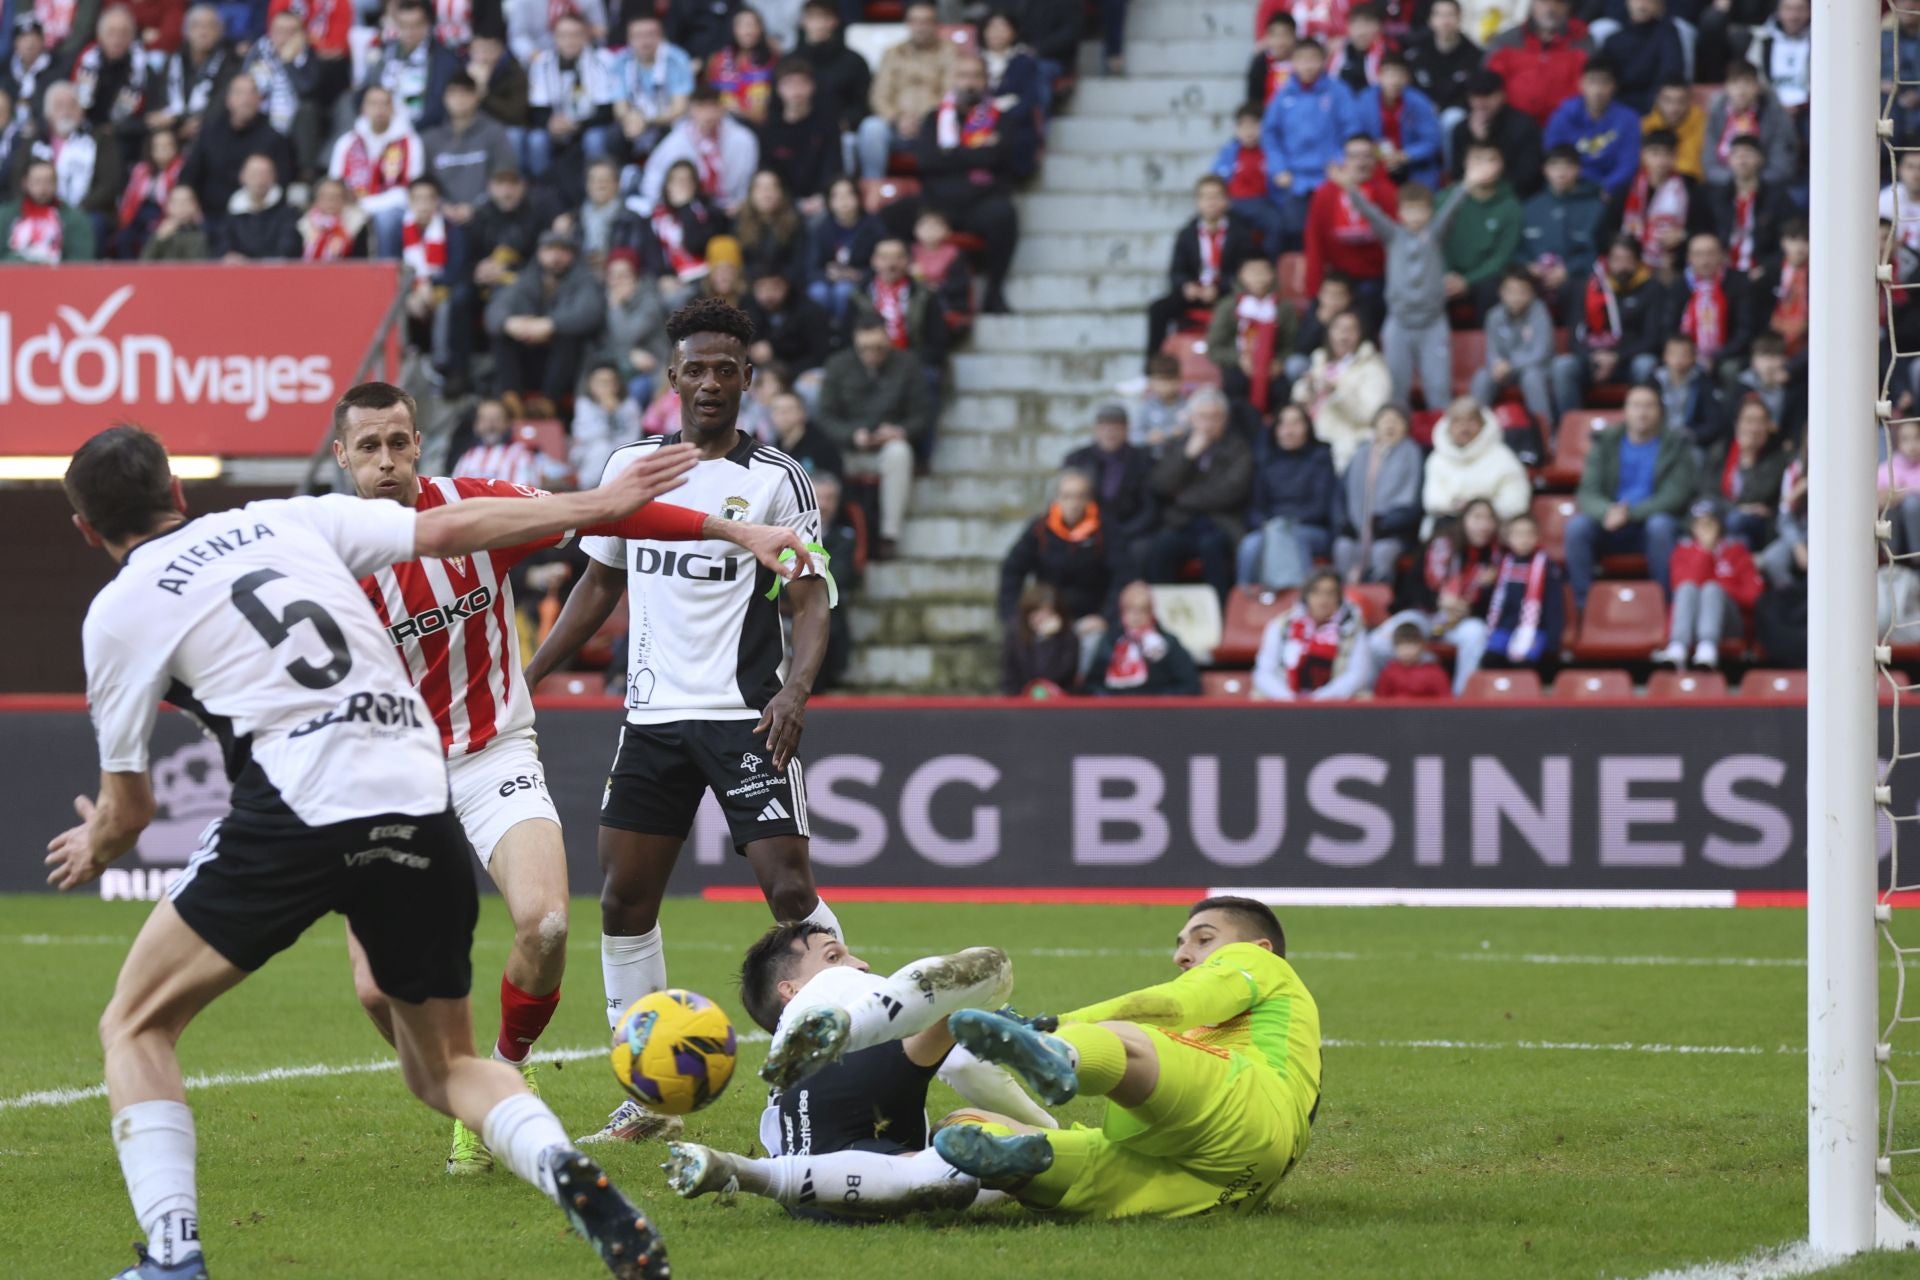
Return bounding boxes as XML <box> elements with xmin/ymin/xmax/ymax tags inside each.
<box><xmin>996</xmin><ymin>0</ymin><xmax>1861</xmax><ymax>701</ymax></box>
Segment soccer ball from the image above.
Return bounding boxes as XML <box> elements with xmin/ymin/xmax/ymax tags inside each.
<box><xmin>609</xmin><ymin>989</ymin><xmax>738</xmax><ymax>1115</ymax></box>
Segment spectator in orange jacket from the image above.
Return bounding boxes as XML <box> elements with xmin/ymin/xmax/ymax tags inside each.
<box><xmin>1654</xmin><ymin>503</ymin><xmax>1762</xmax><ymax>669</ymax></box>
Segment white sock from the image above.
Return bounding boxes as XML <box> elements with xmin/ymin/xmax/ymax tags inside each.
<box><xmin>111</xmin><ymin>1100</ymin><xmax>200</xmax><ymax>1265</ymax></box>
<box><xmin>738</xmin><ymin>1148</ymin><xmax>978</xmax><ymax>1215</ymax></box>
<box><xmin>480</xmin><ymin>1092</ymin><xmax>573</xmax><ymax>1202</ymax></box>
<box><xmin>937</xmin><ymin>1045</ymin><xmax>1059</xmax><ymax>1130</ymax></box>
<box><xmin>838</xmin><ymin>948</ymin><xmax>1014</xmax><ymax>1054</ymax></box>
<box><xmin>800</xmin><ymin>896</ymin><xmax>845</xmax><ymax>943</ymax></box>
<box><xmin>602</xmin><ymin>927</ymin><xmax>667</xmax><ymax>1029</ymax></box>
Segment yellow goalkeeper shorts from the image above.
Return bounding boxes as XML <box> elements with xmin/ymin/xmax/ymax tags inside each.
<box><xmin>1018</xmin><ymin>1027</ymin><xmax>1310</xmax><ymax>1219</ymax></box>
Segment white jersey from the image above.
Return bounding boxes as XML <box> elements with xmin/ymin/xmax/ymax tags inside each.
<box><xmin>582</xmin><ymin>433</ymin><xmax>822</xmax><ymax>725</ymax></box>
<box><xmin>83</xmin><ymin>494</ymin><xmax>448</xmax><ymax>829</ymax></box>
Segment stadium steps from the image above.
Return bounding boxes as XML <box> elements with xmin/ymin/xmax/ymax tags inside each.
<box><xmin>844</xmin><ymin>1</ymin><xmax>1241</xmax><ymax>692</ymax></box>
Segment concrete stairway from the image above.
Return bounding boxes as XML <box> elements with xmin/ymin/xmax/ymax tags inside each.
<box><xmin>842</xmin><ymin>0</ymin><xmax>1248</xmax><ymax>692</ymax></box>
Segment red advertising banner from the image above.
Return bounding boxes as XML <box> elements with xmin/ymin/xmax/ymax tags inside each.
<box><xmin>0</xmin><ymin>262</ymin><xmax>399</xmax><ymax>456</ymax></box>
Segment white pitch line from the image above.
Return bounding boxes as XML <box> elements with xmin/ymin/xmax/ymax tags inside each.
<box><xmin>1627</xmin><ymin>1242</ymin><xmax>1842</xmax><ymax>1280</ymax></box>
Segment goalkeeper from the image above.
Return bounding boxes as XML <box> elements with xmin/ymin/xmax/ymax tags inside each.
<box><xmin>931</xmin><ymin>895</ymin><xmax>1321</xmax><ymax>1219</ymax></box>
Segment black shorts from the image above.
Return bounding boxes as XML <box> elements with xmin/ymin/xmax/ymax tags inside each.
<box><xmin>168</xmin><ymin>806</ymin><xmax>478</xmax><ymax>1004</ymax></box>
<box><xmin>601</xmin><ymin>719</ymin><xmax>809</xmax><ymax>850</ymax></box>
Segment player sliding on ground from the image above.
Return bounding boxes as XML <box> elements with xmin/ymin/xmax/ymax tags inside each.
<box><xmin>47</xmin><ymin>426</ymin><xmax>699</xmax><ymax>1280</ymax></box>
<box><xmin>329</xmin><ymin>380</ymin><xmax>808</xmax><ymax>1175</ymax></box>
<box><xmin>675</xmin><ymin>898</ymin><xmax>1320</xmax><ymax>1221</ymax></box>
<box><xmin>663</xmin><ymin>923</ymin><xmax>1058</xmax><ymax>1219</ymax></box>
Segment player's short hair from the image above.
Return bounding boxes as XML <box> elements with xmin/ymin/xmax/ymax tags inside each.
<box><xmin>332</xmin><ymin>381</ymin><xmax>418</xmax><ymax>437</ymax></box>
<box><xmin>665</xmin><ymin>295</ymin><xmax>756</xmax><ymax>353</ymax></box>
<box><xmin>1188</xmin><ymin>896</ymin><xmax>1287</xmax><ymax>957</ymax></box>
<box><xmin>739</xmin><ymin>922</ymin><xmax>836</xmax><ymax>1033</ymax></box>
<box><xmin>64</xmin><ymin>425</ymin><xmax>176</xmax><ymax>542</ymax></box>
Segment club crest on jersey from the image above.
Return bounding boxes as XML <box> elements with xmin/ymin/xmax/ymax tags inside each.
<box><xmin>445</xmin><ymin>554</ymin><xmax>467</xmax><ymax>573</ymax></box>
<box><xmin>720</xmin><ymin>496</ymin><xmax>750</xmax><ymax>522</ymax></box>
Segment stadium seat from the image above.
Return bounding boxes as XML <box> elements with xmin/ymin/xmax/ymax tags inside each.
<box><xmin>1409</xmin><ymin>409</ymin><xmax>1443</xmax><ymax>446</ymax></box>
<box><xmin>1160</xmin><ymin>331</ymin><xmax>1223</xmax><ymax>387</ymax></box>
<box><xmin>864</xmin><ymin>1</ymin><xmax>904</xmax><ymax>17</ymax></box>
<box><xmin>1461</xmin><ymin>669</ymin><xmax>1544</xmax><ymax>700</ymax></box>
<box><xmin>1572</xmin><ymin>581</ymin><xmax>1666</xmax><ymax>662</ymax></box>
<box><xmin>861</xmin><ymin>176</ymin><xmax>921</xmax><ymax>213</ymax></box>
<box><xmin>1740</xmin><ymin>669</ymin><xmax>1807</xmax><ymax>699</ymax></box>
<box><xmin>1149</xmin><ymin>584</ymin><xmax>1223</xmax><ymax>663</ymax></box>
<box><xmin>1276</xmin><ymin>252</ymin><xmax>1306</xmax><ymax>302</ymax></box>
<box><xmin>1201</xmin><ymin>670</ymin><xmax>1255</xmax><ymax>699</ymax></box>
<box><xmin>1552</xmin><ymin>669</ymin><xmax>1633</xmax><ymax>699</ymax></box>
<box><xmin>1532</xmin><ymin>494</ymin><xmax>1578</xmax><ymax>561</ymax></box>
<box><xmin>1647</xmin><ymin>670</ymin><xmax>1729</xmax><ymax>699</ymax></box>
<box><xmin>1345</xmin><ymin>582</ymin><xmax>1390</xmax><ymax>628</ymax></box>
<box><xmin>1543</xmin><ymin>410</ymin><xmax>1623</xmax><ymax>489</ymax></box>
<box><xmin>1450</xmin><ymin>329</ymin><xmax>1486</xmax><ymax>396</ymax></box>
<box><xmin>1217</xmin><ymin>586</ymin><xmax>1296</xmax><ymax>665</ymax></box>
<box><xmin>535</xmin><ymin>673</ymin><xmax>605</xmax><ymax>699</ymax></box>
<box><xmin>514</xmin><ymin>419</ymin><xmax>567</xmax><ymax>460</ymax></box>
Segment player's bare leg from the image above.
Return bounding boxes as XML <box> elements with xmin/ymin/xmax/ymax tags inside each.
<box><xmin>97</xmin><ymin>900</ymin><xmax>246</xmax><ymax>1279</ymax></box>
<box><xmin>583</xmin><ymin>829</ymin><xmax>687</xmax><ymax>1144</ymax></box>
<box><xmin>385</xmin><ymin>993</ymin><xmax>667</xmax><ymax>1279</ymax></box>
<box><xmin>741</xmin><ymin>834</ymin><xmax>830</xmax><ymax>925</ymax></box>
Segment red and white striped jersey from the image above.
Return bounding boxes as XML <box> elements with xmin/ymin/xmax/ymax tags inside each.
<box><xmin>453</xmin><ymin>440</ymin><xmax>546</xmax><ymax>489</ymax></box>
<box><xmin>360</xmin><ymin>477</ymin><xmax>560</xmax><ymax>758</ymax></box>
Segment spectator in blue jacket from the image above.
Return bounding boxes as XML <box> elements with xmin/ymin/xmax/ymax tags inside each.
<box><xmin>1599</xmin><ymin>0</ymin><xmax>1687</xmax><ymax>115</ymax></box>
<box><xmin>1544</xmin><ymin>58</ymin><xmax>1641</xmax><ymax>198</ymax></box>
<box><xmin>1260</xmin><ymin>39</ymin><xmax>1357</xmax><ymax>246</ymax></box>
<box><xmin>1353</xmin><ymin>54</ymin><xmax>1443</xmax><ymax>190</ymax></box>
<box><xmin>1236</xmin><ymin>403</ymin><xmax>1338</xmax><ymax>587</ymax></box>
<box><xmin>1520</xmin><ymin>144</ymin><xmax>1607</xmax><ymax>318</ymax></box>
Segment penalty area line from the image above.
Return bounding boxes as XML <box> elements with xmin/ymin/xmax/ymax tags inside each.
<box><xmin>1626</xmin><ymin>1242</ymin><xmax>1842</xmax><ymax>1280</ymax></box>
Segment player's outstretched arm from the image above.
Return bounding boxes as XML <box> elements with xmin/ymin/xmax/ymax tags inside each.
<box><xmin>1058</xmin><ymin>943</ymin><xmax>1279</xmax><ymax>1031</ymax></box>
<box><xmin>414</xmin><ymin>443</ymin><xmax>698</xmax><ymax>560</ymax></box>
<box><xmin>523</xmin><ymin>557</ymin><xmax>625</xmax><ymax>689</ymax></box>
<box><xmin>44</xmin><ymin>774</ymin><xmax>154</xmax><ymax>890</ymax></box>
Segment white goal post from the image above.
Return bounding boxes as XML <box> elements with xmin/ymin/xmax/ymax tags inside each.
<box><xmin>1810</xmin><ymin>0</ymin><xmax>1920</xmax><ymax>1254</ymax></box>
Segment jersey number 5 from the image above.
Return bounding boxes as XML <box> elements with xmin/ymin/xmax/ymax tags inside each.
<box><xmin>231</xmin><ymin>568</ymin><xmax>353</xmax><ymax>690</ymax></box>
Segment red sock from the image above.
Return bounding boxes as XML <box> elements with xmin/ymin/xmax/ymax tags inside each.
<box><xmin>496</xmin><ymin>975</ymin><xmax>561</xmax><ymax>1064</ymax></box>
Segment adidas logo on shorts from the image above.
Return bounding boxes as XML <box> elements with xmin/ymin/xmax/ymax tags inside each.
<box><xmin>758</xmin><ymin>798</ymin><xmax>790</xmax><ymax>823</ymax></box>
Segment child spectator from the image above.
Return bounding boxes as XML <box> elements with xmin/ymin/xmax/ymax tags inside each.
<box><xmin>1550</xmin><ymin>234</ymin><xmax>1666</xmax><ymax>412</ymax></box>
<box><xmin>1728</xmin><ymin>332</ymin><xmax>1807</xmax><ymax>445</ymax></box>
<box><xmin>1331</xmin><ymin>5</ymin><xmax>1392</xmax><ymax>95</ymax></box>
<box><xmin>1705</xmin><ymin>396</ymin><xmax>1788</xmax><ymax>550</ymax></box>
<box><xmin>911</xmin><ymin>209</ymin><xmax>975</xmax><ymax>324</ymax></box>
<box><xmin>1616</xmin><ymin>129</ymin><xmax>1702</xmax><ymax>273</ymax></box>
<box><xmin>1707</xmin><ymin>134</ymin><xmax>1787</xmax><ymax>281</ymax></box>
<box><xmin>1763</xmin><ymin>217</ymin><xmax>1809</xmax><ymax>362</ymax></box>
<box><xmin>1653</xmin><ymin>332</ymin><xmax>1725</xmax><ymax>454</ymax></box>
<box><xmin>139</xmin><ymin>184</ymin><xmax>208</xmax><ymax>259</ymax></box>
<box><xmin>1260</xmin><ymin>38</ymin><xmax>1358</xmax><ymax>249</ymax></box>
<box><xmin>1655</xmin><ymin>503</ymin><xmax>1762</xmax><ymax>669</ymax></box>
<box><xmin>1472</xmin><ymin>267</ymin><xmax>1556</xmax><ymax>428</ymax></box>
<box><xmin>1482</xmin><ymin>511</ymin><xmax>1567</xmax><ymax>671</ymax></box>
<box><xmin>807</xmin><ymin>176</ymin><xmax>883</xmax><ymax>323</ymax></box>
<box><xmin>1374</xmin><ymin>496</ymin><xmax>1499</xmax><ymax>693</ymax></box>
<box><xmin>1880</xmin><ymin>419</ymin><xmax>1920</xmax><ymax>559</ymax></box>
<box><xmin>1126</xmin><ymin>356</ymin><xmax>1189</xmax><ymax>450</ymax></box>
<box><xmin>1333</xmin><ymin>404</ymin><xmax>1426</xmax><ymax>583</ymax></box>
<box><xmin>1643</xmin><ymin>80</ymin><xmax>1704</xmax><ymax>181</ymax></box>
<box><xmin>1443</xmin><ymin>141</ymin><xmax>1525</xmax><ymax>316</ymax></box>
<box><xmin>1287</xmin><ymin>272</ymin><xmax>1358</xmax><ymax>382</ymax></box>
<box><xmin>1254</xmin><ymin>569</ymin><xmax>1376</xmax><ymax>700</ymax></box>
<box><xmin>1238</xmin><ymin>404</ymin><xmax>1339</xmax><ymax>589</ymax></box>
<box><xmin>1424</xmin><ymin>396</ymin><xmax>1531</xmax><ymax>523</ymax></box>
<box><xmin>1353</xmin><ymin>53</ymin><xmax>1442</xmax><ymax>189</ymax></box>
<box><xmin>1001</xmin><ymin>584</ymin><xmax>1084</xmax><ymax>697</ymax></box>
<box><xmin>1212</xmin><ymin>105</ymin><xmax>1288</xmax><ymax>254</ymax></box>
<box><xmin>1150</xmin><ymin>174</ymin><xmax>1261</xmax><ymax>364</ymax></box>
<box><xmin>1304</xmin><ymin>133</ymin><xmax>1397</xmax><ymax>306</ymax></box>
<box><xmin>1543</xmin><ymin>58</ymin><xmax>1641</xmax><ymax>199</ymax></box>
<box><xmin>1522</xmin><ymin>144</ymin><xmax>1607</xmax><ymax>319</ymax></box>
<box><xmin>1208</xmin><ymin>256</ymin><xmax>1298</xmax><ymax>415</ymax></box>
<box><xmin>1246</xmin><ymin>11</ymin><xmax>1297</xmax><ymax>110</ymax></box>
<box><xmin>1373</xmin><ymin>620</ymin><xmax>1452</xmax><ymax>698</ymax></box>
<box><xmin>1292</xmin><ymin>309</ymin><xmax>1391</xmax><ymax>469</ymax></box>
<box><xmin>1088</xmin><ymin>581</ymin><xmax>1201</xmax><ymax>697</ymax></box>
<box><xmin>1329</xmin><ymin>161</ymin><xmax>1464</xmax><ymax>410</ymax></box>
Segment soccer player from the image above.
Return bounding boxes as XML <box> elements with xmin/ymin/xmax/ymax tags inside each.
<box><xmin>47</xmin><ymin>426</ymin><xmax>693</xmax><ymax>1280</ymax></box>
<box><xmin>664</xmin><ymin>922</ymin><xmax>1056</xmax><ymax>1219</ymax></box>
<box><xmin>524</xmin><ymin>296</ymin><xmax>845</xmax><ymax>1143</ymax></box>
<box><xmin>329</xmin><ymin>380</ymin><xmax>812</xmax><ymax>1174</ymax></box>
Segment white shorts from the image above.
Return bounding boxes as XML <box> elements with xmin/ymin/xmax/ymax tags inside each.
<box><xmin>448</xmin><ymin>732</ymin><xmax>561</xmax><ymax>869</ymax></box>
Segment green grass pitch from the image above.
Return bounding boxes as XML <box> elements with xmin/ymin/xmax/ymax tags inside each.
<box><xmin>4</xmin><ymin>895</ymin><xmax>1919</xmax><ymax>1279</ymax></box>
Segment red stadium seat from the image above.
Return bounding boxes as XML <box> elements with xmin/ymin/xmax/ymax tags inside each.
<box><xmin>1461</xmin><ymin>669</ymin><xmax>1544</xmax><ymax>700</ymax></box>
<box><xmin>515</xmin><ymin>419</ymin><xmax>567</xmax><ymax>461</ymax></box>
<box><xmin>865</xmin><ymin>1</ymin><xmax>905</xmax><ymax>19</ymax></box>
<box><xmin>1201</xmin><ymin>670</ymin><xmax>1256</xmax><ymax>699</ymax></box>
<box><xmin>1216</xmin><ymin>586</ymin><xmax>1296</xmax><ymax>666</ymax></box>
<box><xmin>949</xmin><ymin>231</ymin><xmax>988</xmax><ymax>255</ymax></box>
<box><xmin>1532</xmin><ymin>494</ymin><xmax>1578</xmax><ymax>561</ymax></box>
<box><xmin>1543</xmin><ymin>410</ymin><xmax>1623</xmax><ymax>490</ymax></box>
<box><xmin>1160</xmin><ymin>331</ymin><xmax>1223</xmax><ymax>388</ymax></box>
<box><xmin>535</xmin><ymin>673</ymin><xmax>605</xmax><ymax>698</ymax></box>
<box><xmin>1553</xmin><ymin>669</ymin><xmax>1633</xmax><ymax>699</ymax></box>
<box><xmin>1409</xmin><ymin>409</ymin><xmax>1443</xmax><ymax>446</ymax></box>
<box><xmin>861</xmin><ymin>176</ymin><xmax>921</xmax><ymax>213</ymax></box>
<box><xmin>1449</xmin><ymin>329</ymin><xmax>1485</xmax><ymax>397</ymax></box>
<box><xmin>1345</xmin><ymin>582</ymin><xmax>1390</xmax><ymax>628</ymax></box>
<box><xmin>1572</xmin><ymin>581</ymin><xmax>1666</xmax><ymax>662</ymax></box>
<box><xmin>1741</xmin><ymin>669</ymin><xmax>1807</xmax><ymax>699</ymax></box>
<box><xmin>1276</xmin><ymin>252</ymin><xmax>1307</xmax><ymax>302</ymax></box>
<box><xmin>1647</xmin><ymin>670</ymin><xmax>1729</xmax><ymax>700</ymax></box>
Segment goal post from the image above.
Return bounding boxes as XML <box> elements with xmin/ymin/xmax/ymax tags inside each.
<box><xmin>1807</xmin><ymin>0</ymin><xmax>1886</xmax><ymax>1255</ymax></box>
